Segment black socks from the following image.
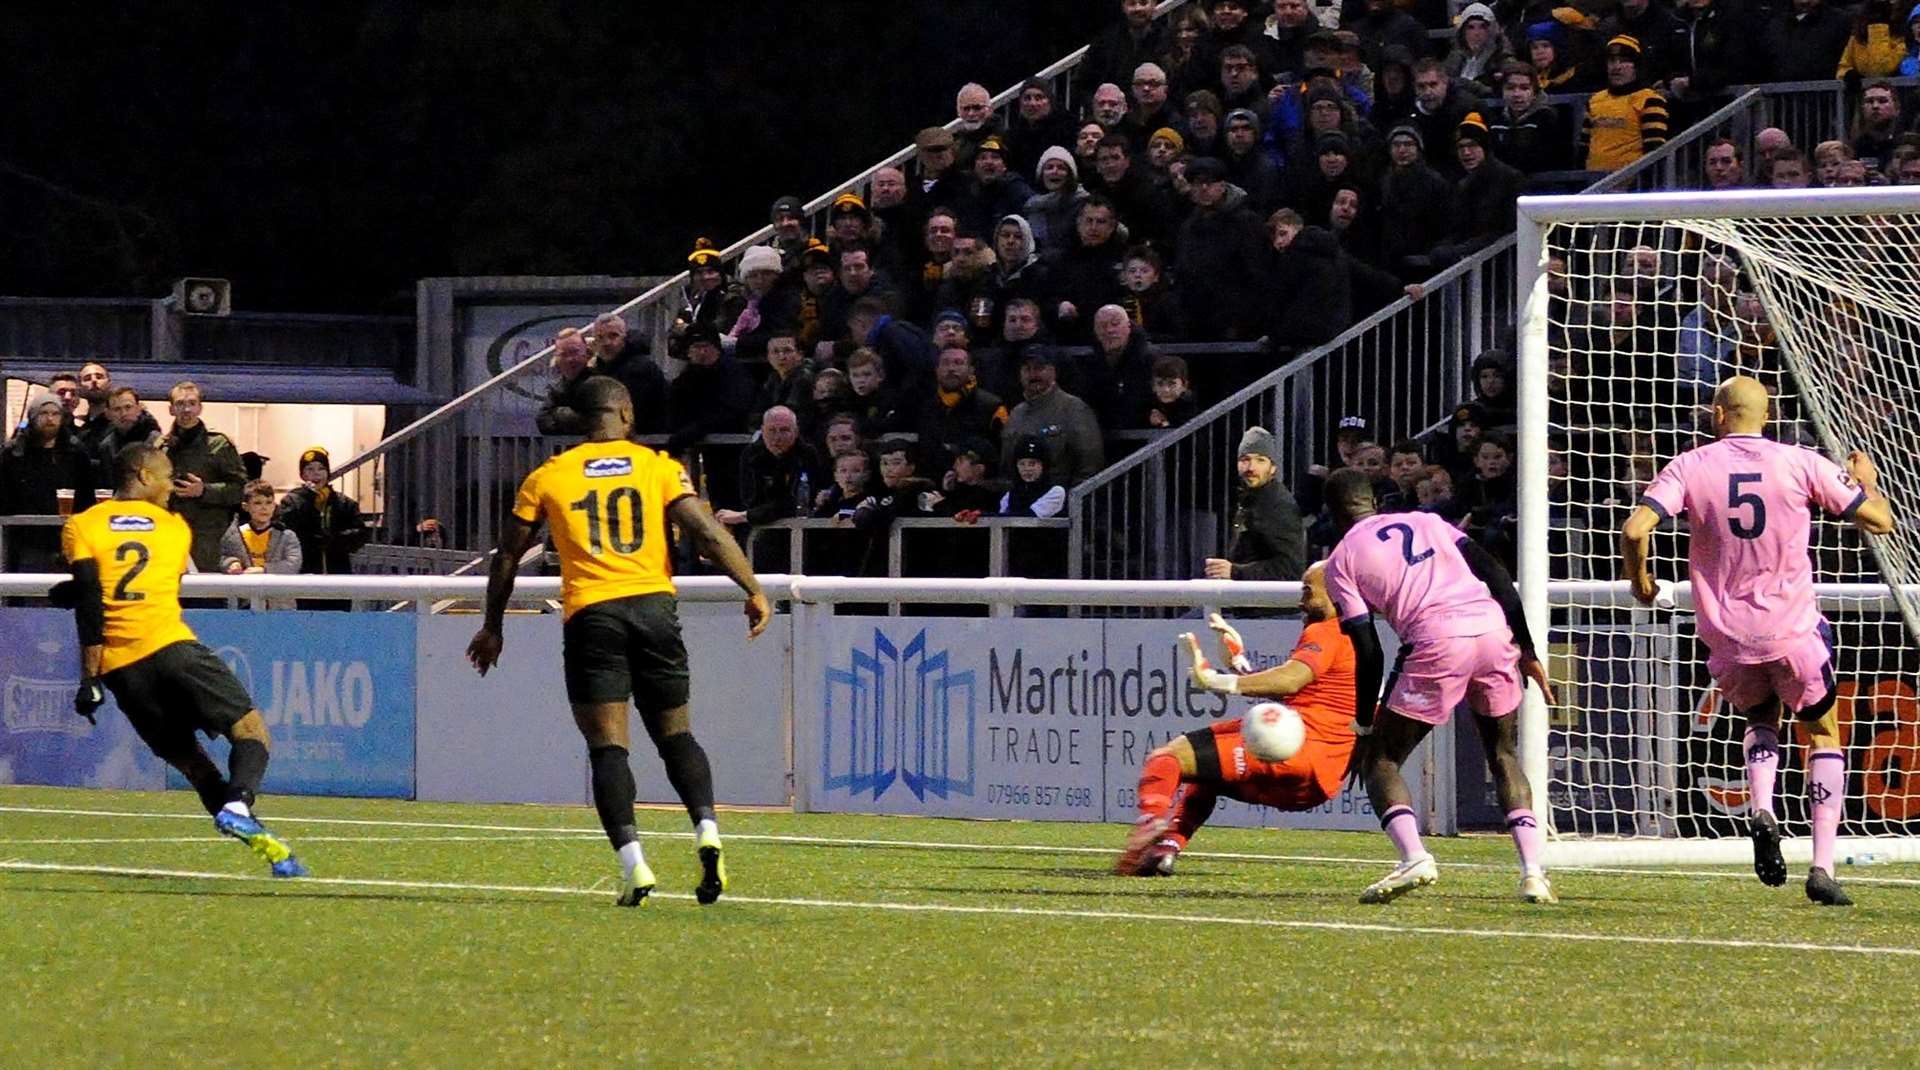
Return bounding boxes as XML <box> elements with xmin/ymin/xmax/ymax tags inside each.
<box><xmin>588</xmin><ymin>744</ymin><xmax>639</xmax><ymax>849</ymax></box>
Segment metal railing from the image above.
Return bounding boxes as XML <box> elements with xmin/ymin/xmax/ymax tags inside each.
<box><xmin>1066</xmin><ymin>243</ymin><xmax>1516</xmax><ymax>582</ymax></box>
<box><xmin>1065</xmin><ymin>77</ymin><xmax>1873</xmax><ymax>583</ymax></box>
<box><xmin>325</xmin><ymin>0</ymin><xmax>1195</xmax><ymax>531</ymax></box>
<box><xmin>745</xmin><ymin>516</ymin><xmax>1069</xmax><ymax>611</ymax></box>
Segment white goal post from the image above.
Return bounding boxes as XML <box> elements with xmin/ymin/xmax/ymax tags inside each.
<box><xmin>1516</xmin><ymin>187</ymin><xmax>1920</xmax><ymax>866</ymax></box>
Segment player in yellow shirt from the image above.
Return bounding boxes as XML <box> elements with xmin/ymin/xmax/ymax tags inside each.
<box><xmin>467</xmin><ymin>376</ymin><xmax>770</xmax><ymax>907</ymax></box>
<box><xmin>57</xmin><ymin>443</ymin><xmax>307</xmax><ymax>877</ymax></box>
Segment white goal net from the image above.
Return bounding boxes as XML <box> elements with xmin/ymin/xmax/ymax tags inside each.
<box><xmin>1517</xmin><ymin>189</ymin><xmax>1920</xmax><ymax>863</ymax></box>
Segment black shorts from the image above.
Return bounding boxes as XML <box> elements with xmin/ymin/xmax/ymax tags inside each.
<box><xmin>103</xmin><ymin>640</ymin><xmax>255</xmax><ymax>749</ymax></box>
<box><xmin>562</xmin><ymin>593</ymin><xmax>691</xmax><ymax>711</ymax></box>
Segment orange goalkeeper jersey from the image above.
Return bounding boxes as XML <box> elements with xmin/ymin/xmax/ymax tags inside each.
<box><xmin>1284</xmin><ymin>618</ymin><xmax>1358</xmax><ymax>744</ymax></box>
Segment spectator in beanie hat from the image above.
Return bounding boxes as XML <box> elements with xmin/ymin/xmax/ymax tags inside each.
<box><xmin>768</xmin><ymin>194</ymin><xmax>809</xmax><ymax>268</ymax></box>
<box><xmin>1204</xmin><ymin>425</ymin><xmax>1305</xmax><ymax>581</ymax></box>
<box><xmin>274</xmin><ymin>446</ymin><xmax>370</xmax><ymax>577</ymax></box>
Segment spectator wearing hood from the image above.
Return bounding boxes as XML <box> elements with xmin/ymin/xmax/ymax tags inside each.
<box><xmin>1258</xmin><ymin>209</ymin><xmax>1353</xmax><ymax>350</ymax></box>
<box><xmin>1903</xmin><ymin>4</ymin><xmax>1920</xmax><ymax>76</ymax></box>
<box><xmin>1580</xmin><ymin>35</ymin><xmax>1668</xmax><ymax>172</ymax></box>
<box><xmin>1174</xmin><ymin>156</ymin><xmax>1266</xmax><ymax>341</ymax></box>
<box><xmin>1470</xmin><ymin>349</ymin><xmax>1518</xmax><ymax>431</ymax></box>
<box><xmin>1377</xmin><ymin>124</ymin><xmax>1453</xmax><ymax>277</ymax></box>
<box><xmin>1290</xmin><ymin>130</ymin><xmax>1369</xmax><ymax>231</ymax></box>
<box><xmin>1369</xmin><ymin>45</ymin><xmax>1417</xmax><ymax>128</ymax></box>
<box><xmin>949</xmin><ymin>137</ymin><xmax>1037</xmax><ymax>242</ymax></box>
<box><xmin>976</xmin><ymin>214</ymin><xmax>1053</xmax><ymax>338</ymax></box>
<box><xmin>0</xmin><ymin>389</ymin><xmax>98</xmax><ymax>572</ymax></box>
<box><xmin>1489</xmin><ymin>61</ymin><xmax>1570</xmax><ymax>174</ymax></box>
<box><xmin>1043</xmin><ymin>196</ymin><xmax>1130</xmax><ymax>344</ymax></box>
<box><xmin>1524</xmin><ymin>20</ymin><xmax>1589</xmax><ymax>93</ymax></box>
<box><xmin>1444</xmin><ymin>3</ymin><xmax>1512</xmax><ymax>96</ymax></box>
<box><xmin>1004</xmin><ymin>78</ymin><xmax>1078</xmax><ymax>180</ymax></box>
<box><xmin>1024</xmin><ymin>146</ymin><xmax>1090</xmax><ymax>255</ymax></box>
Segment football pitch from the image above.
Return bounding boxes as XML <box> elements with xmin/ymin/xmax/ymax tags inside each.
<box><xmin>4</xmin><ymin>786</ymin><xmax>1919</xmax><ymax>1068</ymax></box>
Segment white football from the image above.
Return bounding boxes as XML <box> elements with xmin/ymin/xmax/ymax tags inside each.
<box><xmin>1241</xmin><ymin>702</ymin><xmax>1306</xmax><ymax>763</ymax></box>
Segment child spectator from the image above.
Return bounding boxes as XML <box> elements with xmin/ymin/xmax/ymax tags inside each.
<box><xmin>220</xmin><ymin>479</ymin><xmax>302</xmax><ymax>576</ymax></box>
<box><xmin>1146</xmin><ymin>356</ymin><xmax>1198</xmax><ymax>429</ymax></box>
<box><xmin>1000</xmin><ymin>436</ymin><xmax>1066</xmax><ymax>518</ymax></box>
<box><xmin>1462</xmin><ymin>434</ymin><xmax>1518</xmax><ymax>524</ymax></box>
<box><xmin>811</xmin><ymin>367</ymin><xmax>856</xmax><ymax>427</ymax></box>
<box><xmin>1119</xmin><ymin>246</ymin><xmax>1186</xmax><ymax>342</ymax></box>
<box><xmin>941</xmin><ymin>438</ymin><xmax>1006</xmax><ymax>521</ymax></box>
<box><xmin>1426</xmin><ymin>404</ymin><xmax>1486</xmax><ymax>484</ymax></box>
<box><xmin>1380</xmin><ymin>440</ymin><xmax>1428</xmax><ymax>511</ymax></box>
<box><xmin>1471</xmin><ymin>350</ymin><xmax>1517</xmax><ymax>430</ymax></box>
<box><xmin>753</xmin><ymin>332</ymin><xmax>816</xmax><ymax>430</ymax></box>
<box><xmin>847</xmin><ymin>347</ymin><xmax>905</xmax><ymax>434</ymax></box>
<box><xmin>812</xmin><ymin>451</ymin><xmax>873</xmax><ymax>518</ymax></box>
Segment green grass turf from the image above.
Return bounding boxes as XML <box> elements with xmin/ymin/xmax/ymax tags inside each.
<box><xmin>4</xmin><ymin>785</ymin><xmax>1919</xmax><ymax>1069</ymax></box>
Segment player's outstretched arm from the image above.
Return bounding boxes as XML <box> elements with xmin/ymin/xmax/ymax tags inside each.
<box><xmin>59</xmin><ymin>558</ymin><xmax>109</xmax><ymax>723</ymax></box>
<box><xmin>468</xmin><ymin>517</ymin><xmax>538</xmax><ymax>676</ymax></box>
<box><xmin>670</xmin><ymin>496</ymin><xmax>771</xmax><ymax>640</ymax></box>
<box><xmin>1619</xmin><ymin>505</ymin><xmax>1662</xmax><ymax>606</ymax></box>
<box><xmin>1181</xmin><ymin>632</ymin><xmax>1314</xmax><ymax>697</ymax></box>
<box><xmin>1845</xmin><ymin>451</ymin><xmax>1895</xmax><ymax>536</ymax></box>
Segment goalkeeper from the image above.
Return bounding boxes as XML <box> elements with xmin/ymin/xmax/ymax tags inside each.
<box><xmin>1114</xmin><ymin>563</ymin><xmax>1359</xmax><ymax>876</ymax></box>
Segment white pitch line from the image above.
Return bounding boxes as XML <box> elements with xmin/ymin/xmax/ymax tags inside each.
<box><xmin>0</xmin><ymin>834</ymin><xmax>604</xmax><ymax>846</ymax></box>
<box><xmin>1</xmin><ymin>858</ymin><xmax>1914</xmax><ymax>958</ymax></box>
<box><xmin>5</xmin><ymin>803</ymin><xmax>1919</xmax><ymax>886</ymax></box>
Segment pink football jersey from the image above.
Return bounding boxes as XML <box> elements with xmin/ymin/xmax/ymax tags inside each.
<box><xmin>1325</xmin><ymin>511</ymin><xmax>1506</xmax><ymax>644</ymax></box>
<box><xmin>1640</xmin><ymin>434</ymin><xmax>1865</xmax><ymax>661</ymax></box>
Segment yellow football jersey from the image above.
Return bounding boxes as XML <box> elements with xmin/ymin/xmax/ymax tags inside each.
<box><xmin>61</xmin><ymin>498</ymin><xmax>198</xmax><ymax>673</ymax></box>
<box><xmin>512</xmin><ymin>439</ymin><xmax>694</xmax><ymax>618</ymax></box>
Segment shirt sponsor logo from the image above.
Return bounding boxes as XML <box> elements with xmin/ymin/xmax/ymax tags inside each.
<box><xmin>583</xmin><ymin>457</ymin><xmax>634</xmax><ymax>478</ymax></box>
<box><xmin>108</xmin><ymin>515</ymin><xmax>156</xmax><ymax>532</ymax></box>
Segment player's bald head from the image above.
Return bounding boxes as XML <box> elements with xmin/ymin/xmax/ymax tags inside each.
<box><xmin>1300</xmin><ymin>560</ymin><xmax>1334</xmax><ymax>620</ymax></box>
<box><xmin>1325</xmin><ymin>468</ymin><xmax>1376</xmax><ymax>527</ymax></box>
<box><xmin>1712</xmin><ymin>375</ymin><xmax>1770</xmax><ymax>434</ymax></box>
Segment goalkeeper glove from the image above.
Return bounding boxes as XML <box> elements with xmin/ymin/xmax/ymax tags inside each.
<box><xmin>1205</xmin><ymin>612</ymin><xmax>1254</xmax><ymax>674</ymax></box>
<box><xmin>1181</xmin><ymin>633</ymin><xmax>1240</xmax><ymax>694</ymax></box>
<box><xmin>74</xmin><ymin>678</ymin><xmax>106</xmax><ymax>725</ymax></box>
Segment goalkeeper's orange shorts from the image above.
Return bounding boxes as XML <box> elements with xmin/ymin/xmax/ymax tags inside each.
<box><xmin>1190</xmin><ymin>720</ymin><xmax>1354</xmax><ymax>811</ymax></box>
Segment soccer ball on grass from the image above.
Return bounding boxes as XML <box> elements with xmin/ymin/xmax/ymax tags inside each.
<box><xmin>1241</xmin><ymin>702</ymin><xmax>1305</xmax><ymax>762</ymax></box>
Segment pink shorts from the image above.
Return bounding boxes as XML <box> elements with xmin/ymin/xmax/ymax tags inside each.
<box><xmin>1385</xmin><ymin>631</ymin><xmax>1523</xmax><ymax>726</ymax></box>
<box><xmin>1708</xmin><ymin>624</ymin><xmax>1835</xmax><ymax>714</ymax></box>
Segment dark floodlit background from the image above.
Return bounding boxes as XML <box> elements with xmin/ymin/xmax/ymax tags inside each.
<box><xmin>0</xmin><ymin>3</ymin><xmax>1111</xmax><ymax>312</ymax></box>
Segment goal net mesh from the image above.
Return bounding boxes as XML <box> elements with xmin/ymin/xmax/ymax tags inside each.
<box><xmin>1542</xmin><ymin>210</ymin><xmax>1920</xmax><ymax>842</ymax></box>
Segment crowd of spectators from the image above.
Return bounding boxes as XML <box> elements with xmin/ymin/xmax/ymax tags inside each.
<box><xmin>507</xmin><ymin>0</ymin><xmax>1920</xmax><ymax>580</ymax></box>
<box><xmin>1</xmin><ymin>362</ymin><xmax>368</xmax><ymax>584</ymax></box>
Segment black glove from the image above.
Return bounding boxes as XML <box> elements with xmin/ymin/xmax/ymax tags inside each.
<box><xmin>74</xmin><ymin>678</ymin><xmax>106</xmax><ymax>725</ymax></box>
<box><xmin>47</xmin><ymin>579</ymin><xmax>79</xmax><ymax>608</ymax></box>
